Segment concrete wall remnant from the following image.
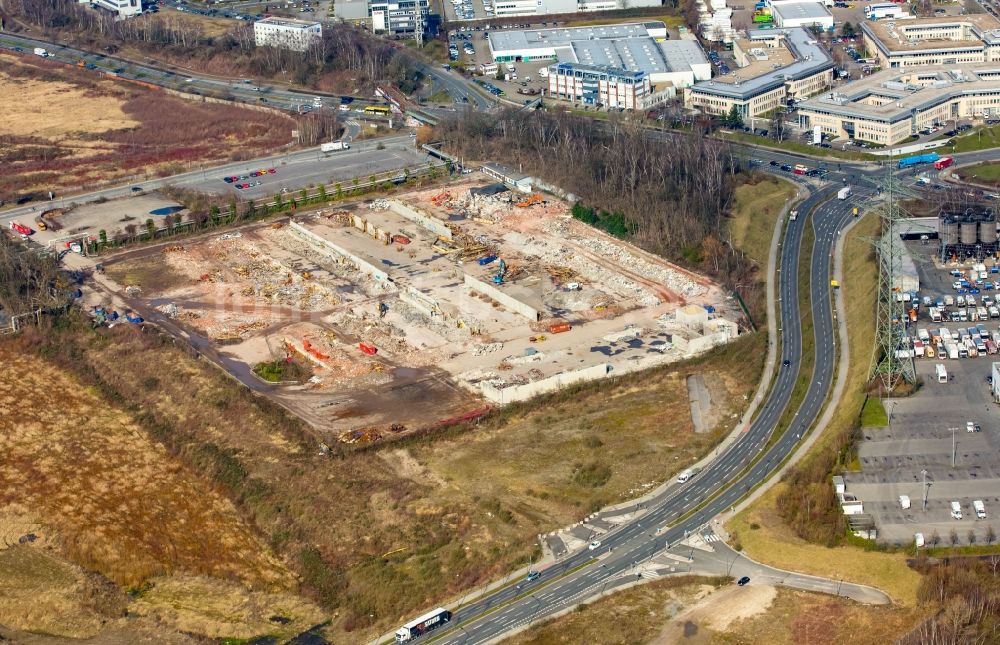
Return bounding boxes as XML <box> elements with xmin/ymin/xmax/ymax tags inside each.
<box><xmin>387</xmin><ymin>199</ymin><xmax>453</xmax><ymax>240</ymax></box>
<box><xmin>290</xmin><ymin>222</ymin><xmax>394</xmax><ymax>284</ymax></box>
<box><xmin>480</xmin><ymin>363</ymin><xmax>610</xmax><ymax>404</ymax></box>
<box><xmin>464</xmin><ymin>275</ymin><xmax>540</xmax><ymax>321</ymax></box>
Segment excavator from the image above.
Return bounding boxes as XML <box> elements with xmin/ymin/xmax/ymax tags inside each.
<box><xmin>514</xmin><ymin>194</ymin><xmax>544</xmax><ymax>208</ymax></box>
<box><xmin>493</xmin><ymin>258</ymin><xmax>508</xmax><ymax>285</ymax></box>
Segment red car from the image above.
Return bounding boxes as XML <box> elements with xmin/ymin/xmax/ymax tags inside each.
<box><xmin>268</xmin><ymin>167</ymin><xmax>276</xmax><ymax>174</ymax></box>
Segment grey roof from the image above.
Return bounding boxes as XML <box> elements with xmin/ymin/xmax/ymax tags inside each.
<box><xmin>488</xmin><ymin>22</ymin><xmax>657</xmax><ymax>53</ymax></box>
<box><xmin>689</xmin><ymin>28</ymin><xmax>833</xmax><ymax>100</ymax></box>
<box><xmin>771</xmin><ymin>1</ymin><xmax>831</xmax><ymax>22</ymax></box>
<box><xmin>490</xmin><ymin>22</ymin><xmax>707</xmax><ymax>78</ymax></box>
<box><xmin>798</xmin><ymin>66</ymin><xmax>1000</xmax><ymax>123</ymax></box>
<box><xmin>334</xmin><ymin>0</ymin><xmax>369</xmax><ymax>20</ymax></box>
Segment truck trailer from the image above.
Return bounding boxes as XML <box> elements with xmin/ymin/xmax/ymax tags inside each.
<box><xmin>838</xmin><ymin>186</ymin><xmax>851</xmax><ymax>200</ymax></box>
<box><xmin>396</xmin><ymin>608</ymin><xmax>452</xmax><ymax>643</ymax></box>
<box><xmin>898</xmin><ymin>152</ymin><xmax>940</xmax><ymax>169</ymax></box>
<box><xmin>320</xmin><ymin>141</ymin><xmax>349</xmax><ymax>153</ymax></box>
<box><xmin>33</xmin><ymin>47</ymin><xmax>49</xmax><ymax>57</ymax></box>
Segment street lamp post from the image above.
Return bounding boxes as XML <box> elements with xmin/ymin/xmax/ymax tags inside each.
<box><xmin>951</xmin><ymin>426</ymin><xmax>959</xmax><ymax>467</ymax></box>
<box><xmin>922</xmin><ymin>469</ymin><xmax>929</xmax><ymax>511</ymax></box>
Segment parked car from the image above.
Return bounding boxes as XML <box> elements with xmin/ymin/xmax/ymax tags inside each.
<box><xmin>737</xmin><ymin>576</ymin><xmax>751</xmax><ymax>586</ymax></box>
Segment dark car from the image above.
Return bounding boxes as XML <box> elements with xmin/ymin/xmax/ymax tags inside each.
<box><xmin>780</xmin><ymin>164</ymin><xmax>792</xmax><ymax>172</ymax></box>
<box><xmin>131</xmin><ymin>186</ymin><xmax>143</xmax><ymax>192</ymax></box>
<box><xmin>782</xmin><ymin>359</ymin><xmax>790</xmax><ymax>366</ymax></box>
<box><xmin>770</xmin><ymin>160</ymin><xmax>780</xmax><ymax>167</ymax></box>
<box><xmin>526</xmin><ymin>570</ymin><xmax>541</xmax><ymax>581</ymax></box>
<box><xmin>737</xmin><ymin>576</ymin><xmax>751</xmax><ymax>586</ymax></box>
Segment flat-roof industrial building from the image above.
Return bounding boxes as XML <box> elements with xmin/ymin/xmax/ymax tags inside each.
<box><xmin>862</xmin><ymin>14</ymin><xmax>1000</xmax><ymax>69</ymax></box>
<box><xmin>770</xmin><ymin>1</ymin><xmax>833</xmax><ymax>30</ymax></box>
<box><xmin>797</xmin><ymin>65</ymin><xmax>1000</xmax><ymax>144</ymax></box>
<box><xmin>487</xmin><ymin>23</ymin><xmax>711</xmax><ymax>87</ymax></box>
<box><xmin>685</xmin><ymin>28</ymin><xmax>833</xmax><ymax>118</ymax></box>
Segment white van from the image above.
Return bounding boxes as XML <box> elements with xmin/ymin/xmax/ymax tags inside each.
<box><xmin>676</xmin><ymin>468</ymin><xmax>694</xmax><ymax>484</ymax></box>
<box><xmin>899</xmin><ymin>495</ymin><xmax>911</xmax><ymax>509</ymax></box>
<box><xmin>951</xmin><ymin>501</ymin><xmax>964</xmax><ymax>520</ymax></box>
<box><xmin>915</xmin><ymin>532</ymin><xmax>925</xmax><ymax>548</ymax></box>
<box><xmin>974</xmin><ymin>500</ymin><xmax>987</xmax><ymax>519</ymax></box>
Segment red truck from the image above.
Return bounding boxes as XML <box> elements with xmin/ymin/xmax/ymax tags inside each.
<box><xmin>9</xmin><ymin>221</ymin><xmax>33</xmax><ymax>236</ymax></box>
<box><xmin>934</xmin><ymin>156</ymin><xmax>954</xmax><ymax>170</ymax></box>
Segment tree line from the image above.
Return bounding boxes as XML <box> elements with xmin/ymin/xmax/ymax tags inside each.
<box><xmin>1</xmin><ymin>0</ymin><xmax>420</xmax><ymax>92</ymax></box>
<box><xmin>434</xmin><ymin>109</ymin><xmax>763</xmax><ymax>312</ymax></box>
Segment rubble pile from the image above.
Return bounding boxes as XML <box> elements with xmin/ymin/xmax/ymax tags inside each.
<box><xmin>369</xmin><ymin>199</ymin><xmax>390</xmax><ymax>211</ymax></box>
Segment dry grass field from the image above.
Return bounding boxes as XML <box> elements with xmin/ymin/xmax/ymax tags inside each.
<box><xmin>506</xmin><ymin>577</ymin><xmax>923</xmax><ymax>645</ymax></box>
<box><xmin>18</xmin><ymin>313</ymin><xmax>761</xmax><ymax>640</ymax></box>
<box><xmin>0</xmin><ymin>343</ymin><xmax>326</xmax><ymax>641</ymax></box>
<box><xmin>0</xmin><ymin>52</ymin><xmax>293</xmax><ymax>203</ymax></box>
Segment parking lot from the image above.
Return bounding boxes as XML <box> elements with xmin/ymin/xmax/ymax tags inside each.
<box><xmin>844</xmin><ymin>235</ymin><xmax>1000</xmax><ymax>545</ymax></box>
<box><xmin>846</xmin><ymin>358</ymin><xmax>999</xmax><ymax>546</ymax></box>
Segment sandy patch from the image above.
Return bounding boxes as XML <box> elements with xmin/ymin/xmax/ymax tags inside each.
<box><xmin>652</xmin><ymin>583</ymin><xmax>777</xmax><ymax>642</ymax></box>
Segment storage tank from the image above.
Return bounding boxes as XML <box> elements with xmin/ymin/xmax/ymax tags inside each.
<box><xmin>980</xmin><ymin>220</ymin><xmax>997</xmax><ymax>244</ymax></box>
<box><xmin>961</xmin><ymin>221</ymin><xmax>979</xmax><ymax>245</ymax></box>
<box><xmin>940</xmin><ymin>218</ymin><xmax>960</xmax><ymax>246</ymax></box>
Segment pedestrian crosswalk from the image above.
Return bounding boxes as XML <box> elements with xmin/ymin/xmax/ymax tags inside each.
<box><xmin>702</xmin><ymin>533</ymin><xmax>722</xmax><ymax>543</ymax></box>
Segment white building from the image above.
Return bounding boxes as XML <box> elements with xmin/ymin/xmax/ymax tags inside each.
<box><xmin>254</xmin><ymin>17</ymin><xmax>322</xmax><ymax>51</ymax></box>
<box><xmin>488</xmin><ymin>23</ymin><xmax>709</xmax><ymax>88</ymax></box>
<box><xmin>576</xmin><ymin>0</ymin><xmax>661</xmax><ymax>11</ymax></box>
<box><xmin>81</xmin><ymin>0</ymin><xmax>142</xmax><ymax>19</ymax></box>
<box><xmin>369</xmin><ymin>0</ymin><xmax>428</xmax><ymax>37</ymax></box>
<box><xmin>547</xmin><ymin>63</ymin><xmax>651</xmax><ymax>109</ymax></box>
<box><xmin>865</xmin><ymin>2</ymin><xmax>909</xmax><ymax>20</ymax></box>
<box><xmin>771</xmin><ymin>1</ymin><xmax>833</xmax><ymax>30</ymax></box>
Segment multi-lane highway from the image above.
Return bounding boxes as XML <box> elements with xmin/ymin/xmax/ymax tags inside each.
<box><xmin>381</xmin><ymin>172</ymin><xmax>866</xmax><ymax>644</ymax></box>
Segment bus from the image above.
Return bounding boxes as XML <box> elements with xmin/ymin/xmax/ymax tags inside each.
<box><xmin>793</xmin><ymin>164</ymin><xmax>809</xmax><ymax>175</ymax></box>
<box><xmin>396</xmin><ymin>608</ymin><xmax>452</xmax><ymax>642</ymax></box>
<box><xmin>364</xmin><ymin>105</ymin><xmax>391</xmax><ymax>116</ymax></box>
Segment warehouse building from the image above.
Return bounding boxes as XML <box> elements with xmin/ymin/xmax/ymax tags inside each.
<box><xmin>547</xmin><ymin>63</ymin><xmax>651</xmax><ymax>109</ymax></box>
<box><xmin>253</xmin><ymin>17</ymin><xmax>322</xmax><ymax>51</ymax></box>
<box><xmin>489</xmin><ymin>23</ymin><xmax>710</xmax><ymax>88</ymax></box>
<box><xmin>797</xmin><ymin>65</ymin><xmax>1000</xmax><ymax>145</ymax></box>
<box><xmin>770</xmin><ymin>1</ymin><xmax>833</xmax><ymax>30</ymax></box>
<box><xmin>862</xmin><ymin>15</ymin><xmax>1000</xmax><ymax>69</ymax></box>
<box><xmin>685</xmin><ymin>27</ymin><xmax>833</xmax><ymax>118</ymax></box>
<box><xmin>487</xmin><ymin>0</ymin><xmax>659</xmax><ymax>17</ymax></box>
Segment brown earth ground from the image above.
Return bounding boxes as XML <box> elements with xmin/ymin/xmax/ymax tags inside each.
<box><xmin>0</xmin><ymin>51</ymin><xmax>293</xmax><ymax>203</ymax></box>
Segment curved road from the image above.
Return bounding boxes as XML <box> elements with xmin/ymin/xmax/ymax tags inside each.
<box><xmin>391</xmin><ymin>176</ymin><xmax>871</xmax><ymax>645</ymax></box>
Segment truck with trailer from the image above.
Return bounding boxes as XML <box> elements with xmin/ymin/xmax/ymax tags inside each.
<box><xmin>898</xmin><ymin>152</ymin><xmax>940</xmax><ymax>169</ymax></box>
<box><xmin>934</xmin><ymin>156</ymin><xmax>954</xmax><ymax>170</ymax></box>
<box><xmin>320</xmin><ymin>141</ymin><xmax>349</xmax><ymax>153</ymax></box>
<box><xmin>974</xmin><ymin>500</ymin><xmax>987</xmax><ymax>519</ymax></box>
<box><xmin>395</xmin><ymin>608</ymin><xmax>452</xmax><ymax>642</ymax></box>
<box><xmin>930</xmin><ymin>307</ymin><xmax>942</xmax><ymax>322</ymax></box>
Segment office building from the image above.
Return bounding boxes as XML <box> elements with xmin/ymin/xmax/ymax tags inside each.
<box><xmin>369</xmin><ymin>0</ymin><xmax>428</xmax><ymax>37</ymax></box>
<box><xmin>685</xmin><ymin>28</ymin><xmax>833</xmax><ymax>118</ymax></box>
<box><xmin>547</xmin><ymin>63</ymin><xmax>651</xmax><ymax>109</ymax></box>
<box><xmin>797</xmin><ymin>65</ymin><xmax>1000</xmax><ymax>145</ymax></box>
<box><xmin>254</xmin><ymin>17</ymin><xmax>322</xmax><ymax>51</ymax></box>
<box><xmin>862</xmin><ymin>15</ymin><xmax>1000</xmax><ymax>69</ymax></box>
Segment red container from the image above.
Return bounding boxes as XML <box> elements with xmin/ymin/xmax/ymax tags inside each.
<box><xmin>359</xmin><ymin>342</ymin><xmax>378</xmax><ymax>355</ymax></box>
